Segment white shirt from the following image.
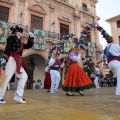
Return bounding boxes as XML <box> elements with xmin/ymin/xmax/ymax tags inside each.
<box><xmin>48</xmin><ymin>57</ymin><xmax>64</xmax><ymax>68</ymax></box>
<box><xmin>107</xmin><ymin>43</ymin><xmax>120</xmax><ymax>56</ymax></box>
<box><xmin>95</xmin><ymin>67</ymin><xmax>100</xmax><ymax>74</ymax></box>
<box><xmin>48</xmin><ymin>58</ymin><xmax>56</xmax><ymax>67</ymax></box>
<box><xmin>70</xmin><ymin>54</ymin><xmax>81</xmax><ymax>63</ymax></box>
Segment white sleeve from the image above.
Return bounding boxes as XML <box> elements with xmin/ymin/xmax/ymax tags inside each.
<box><xmin>117</xmin><ymin>45</ymin><xmax>120</xmax><ymax>53</ymax></box>
<box><xmin>109</xmin><ymin>44</ymin><xmax>120</xmax><ymax>56</ymax></box>
<box><xmin>60</xmin><ymin>62</ymin><xmax>65</xmax><ymax>68</ymax></box>
<box><xmin>44</xmin><ymin>66</ymin><xmax>49</xmax><ymax>72</ymax></box>
<box><xmin>95</xmin><ymin>67</ymin><xmax>100</xmax><ymax>74</ymax></box>
<box><xmin>48</xmin><ymin>58</ymin><xmax>55</xmax><ymax>67</ymax></box>
<box><xmin>70</xmin><ymin>54</ymin><xmax>81</xmax><ymax>63</ymax></box>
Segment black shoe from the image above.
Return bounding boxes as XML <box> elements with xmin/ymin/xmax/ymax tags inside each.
<box><xmin>77</xmin><ymin>91</ymin><xmax>84</xmax><ymax>96</ymax></box>
<box><xmin>66</xmin><ymin>93</ymin><xmax>74</xmax><ymax>96</ymax></box>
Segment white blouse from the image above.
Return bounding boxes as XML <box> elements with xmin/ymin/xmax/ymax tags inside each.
<box><xmin>69</xmin><ymin>53</ymin><xmax>81</xmax><ymax>63</ymax></box>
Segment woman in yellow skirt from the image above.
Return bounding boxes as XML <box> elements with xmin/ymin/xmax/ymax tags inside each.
<box><xmin>62</xmin><ymin>46</ymin><xmax>94</xmax><ymax>96</ymax></box>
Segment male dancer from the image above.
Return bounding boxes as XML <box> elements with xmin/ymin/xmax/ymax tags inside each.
<box><xmin>48</xmin><ymin>48</ymin><xmax>64</xmax><ymax>93</ymax></box>
<box><xmin>0</xmin><ymin>25</ymin><xmax>34</xmax><ymax>103</ymax></box>
<box><xmin>104</xmin><ymin>37</ymin><xmax>120</xmax><ymax>95</ymax></box>
<box><xmin>94</xmin><ymin>64</ymin><xmax>100</xmax><ymax>88</ymax></box>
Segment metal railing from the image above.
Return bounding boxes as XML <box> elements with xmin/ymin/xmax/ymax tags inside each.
<box><xmin>45</xmin><ymin>31</ymin><xmax>60</xmax><ymax>40</ymax></box>
<box><xmin>0</xmin><ymin>20</ymin><xmax>61</xmax><ymax>40</ymax></box>
<box><xmin>0</xmin><ymin>0</ymin><xmax>13</xmax><ymax>3</ymax></box>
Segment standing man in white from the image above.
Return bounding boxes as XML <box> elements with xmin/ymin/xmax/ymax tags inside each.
<box><xmin>94</xmin><ymin>65</ymin><xmax>100</xmax><ymax>88</ymax></box>
<box><xmin>104</xmin><ymin>37</ymin><xmax>120</xmax><ymax>95</ymax></box>
<box><xmin>48</xmin><ymin>48</ymin><xmax>64</xmax><ymax>93</ymax></box>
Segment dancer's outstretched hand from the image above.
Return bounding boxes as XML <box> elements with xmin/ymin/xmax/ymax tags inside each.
<box><xmin>29</xmin><ymin>32</ymin><xmax>34</xmax><ymax>38</ymax></box>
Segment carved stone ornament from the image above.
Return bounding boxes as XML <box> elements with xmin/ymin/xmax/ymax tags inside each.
<box><xmin>30</xmin><ymin>5</ymin><xmax>46</xmax><ymax>14</ymax></box>
<box><xmin>73</xmin><ymin>10</ymin><xmax>80</xmax><ymax>19</ymax></box>
<box><xmin>49</xmin><ymin>4</ymin><xmax>55</xmax><ymax>10</ymax></box>
<box><xmin>36</xmin><ymin>0</ymin><xmax>41</xmax><ymax>2</ymax></box>
<box><xmin>58</xmin><ymin>14</ymin><xmax>71</xmax><ymax>22</ymax></box>
<box><xmin>19</xmin><ymin>0</ymin><xmax>25</xmax><ymax>2</ymax></box>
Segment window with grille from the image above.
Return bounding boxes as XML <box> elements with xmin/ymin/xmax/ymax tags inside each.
<box><xmin>31</xmin><ymin>15</ymin><xmax>43</xmax><ymax>30</ymax></box>
<box><xmin>85</xmin><ymin>34</ymin><xmax>91</xmax><ymax>43</ymax></box>
<box><xmin>119</xmin><ymin>36</ymin><xmax>120</xmax><ymax>45</ymax></box>
<box><xmin>82</xmin><ymin>3</ymin><xmax>87</xmax><ymax>11</ymax></box>
<box><xmin>117</xmin><ymin>20</ymin><xmax>120</xmax><ymax>28</ymax></box>
<box><xmin>0</xmin><ymin>6</ymin><xmax>9</xmax><ymax>22</ymax></box>
<box><xmin>60</xmin><ymin>23</ymin><xmax>69</xmax><ymax>39</ymax></box>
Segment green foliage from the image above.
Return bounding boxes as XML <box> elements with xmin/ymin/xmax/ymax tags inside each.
<box><xmin>0</xmin><ymin>53</ymin><xmax>3</xmax><ymax>58</ymax></box>
<box><xmin>24</xmin><ymin>56</ymin><xmax>33</xmax><ymax>75</ymax></box>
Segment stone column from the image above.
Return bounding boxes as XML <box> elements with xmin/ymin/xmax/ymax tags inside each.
<box><xmin>73</xmin><ymin>10</ymin><xmax>80</xmax><ymax>35</ymax></box>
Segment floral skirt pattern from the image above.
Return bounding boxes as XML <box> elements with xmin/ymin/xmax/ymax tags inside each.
<box><xmin>62</xmin><ymin>63</ymin><xmax>94</xmax><ymax>91</ymax></box>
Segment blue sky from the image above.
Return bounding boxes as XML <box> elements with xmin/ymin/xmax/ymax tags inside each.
<box><xmin>96</xmin><ymin>0</ymin><xmax>120</xmax><ymax>49</ymax></box>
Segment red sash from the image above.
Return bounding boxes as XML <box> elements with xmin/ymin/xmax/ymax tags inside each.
<box><xmin>10</xmin><ymin>42</ymin><xmax>28</xmax><ymax>74</ymax></box>
<box><xmin>107</xmin><ymin>57</ymin><xmax>120</xmax><ymax>63</ymax></box>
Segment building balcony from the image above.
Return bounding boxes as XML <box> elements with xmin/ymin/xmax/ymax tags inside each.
<box><xmin>0</xmin><ymin>21</ymin><xmax>102</xmax><ymax>54</ymax></box>
<box><xmin>0</xmin><ymin>21</ymin><xmax>61</xmax><ymax>41</ymax></box>
<box><xmin>0</xmin><ymin>0</ymin><xmax>14</xmax><ymax>4</ymax></box>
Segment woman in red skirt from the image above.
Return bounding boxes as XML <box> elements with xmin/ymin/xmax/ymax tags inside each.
<box><xmin>62</xmin><ymin>46</ymin><xmax>94</xmax><ymax>96</ymax></box>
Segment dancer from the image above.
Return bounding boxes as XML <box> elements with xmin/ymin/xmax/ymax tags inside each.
<box><xmin>104</xmin><ymin>37</ymin><xmax>120</xmax><ymax>95</ymax></box>
<box><xmin>94</xmin><ymin>64</ymin><xmax>100</xmax><ymax>88</ymax></box>
<box><xmin>44</xmin><ymin>66</ymin><xmax>51</xmax><ymax>92</ymax></box>
<box><xmin>0</xmin><ymin>25</ymin><xmax>34</xmax><ymax>103</ymax></box>
<box><xmin>90</xmin><ymin>72</ymin><xmax>95</xmax><ymax>83</ymax></box>
<box><xmin>62</xmin><ymin>45</ymin><xmax>94</xmax><ymax>96</ymax></box>
<box><xmin>48</xmin><ymin>48</ymin><xmax>64</xmax><ymax>94</ymax></box>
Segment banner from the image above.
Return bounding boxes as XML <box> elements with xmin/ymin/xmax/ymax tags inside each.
<box><xmin>0</xmin><ymin>21</ymin><xmax>8</xmax><ymax>42</ymax></box>
<box><xmin>64</xmin><ymin>38</ymin><xmax>73</xmax><ymax>53</ymax></box>
<box><xmin>34</xmin><ymin>29</ymin><xmax>46</xmax><ymax>50</ymax></box>
<box><xmin>88</xmin><ymin>42</ymin><xmax>95</xmax><ymax>56</ymax></box>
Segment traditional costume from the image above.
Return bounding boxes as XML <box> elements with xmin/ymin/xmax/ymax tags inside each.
<box><xmin>104</xmin><ymin>37</ymin><xmax>120</xmax><ymax>95</ymax></box>
<box><xmin>0</xmin><ymin>25</ymin><xmax>34</xmax><ymax>103</ymax></box>
<box><xmin>48</xmin><ymin>55</ymin><xmax>64</xmax><ymax>93</ymax></box>
<box><xmin>94</xmin><ymin>65</ymin><xmax>100</xmax><ymax>88</ymax></box>
<box><xmin>62</xmin><ymin>49</ymin><xmax>94</xmax><ymax>96</ymax></box>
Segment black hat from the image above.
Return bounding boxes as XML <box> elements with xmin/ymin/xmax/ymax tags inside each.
<box><xmin>10</xmin><ymin>25</ymin><xmax>23</xmax><ymax>34</ymax></box>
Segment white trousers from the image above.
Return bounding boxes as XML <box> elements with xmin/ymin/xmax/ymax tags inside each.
<box><xmin>0</xmin><ymin>57</ymin><xmax>28</xmax><ymax>99</ymax></box>
<box><xmin>94</xmin><ymin>76</ymin><xmax>100</xmax><ymax>88</ymax></box>
<box><xmin>50</xmin><ymin>70</ymin><xmax>61</xmax><ymax>93</ymax></box>
<box><xmin>108</xmin><ymin>60</ymin><xmax>120</xmax><ymax>95</ymax></box>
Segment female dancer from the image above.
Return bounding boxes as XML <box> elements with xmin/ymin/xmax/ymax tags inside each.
<box><xmin>62</xmin><ymin>45</ymin><xmax>94</xmax><ymax>96</ymax></box>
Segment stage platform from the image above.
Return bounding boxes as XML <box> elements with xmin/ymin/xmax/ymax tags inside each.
<box><xmin>0</xmin><ymin>87</ymin><xmax>120</xmax><ymax>120</ymax></box>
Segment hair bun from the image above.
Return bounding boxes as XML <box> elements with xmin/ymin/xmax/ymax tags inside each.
<box><xmin>10</xmin><ymin>26</ymin><xmax>14</xmax><ymax>31</ymax></box>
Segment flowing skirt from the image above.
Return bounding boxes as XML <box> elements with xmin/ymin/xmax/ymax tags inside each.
<box><xmin>62</xmin><ymin>63</ymin><xmax>94</xmax><ymax>92</ymax></box>
<box><xmin>44</xmin><ymin>72</ymin><xmax>51</xmax><ymax>90</ymax></box>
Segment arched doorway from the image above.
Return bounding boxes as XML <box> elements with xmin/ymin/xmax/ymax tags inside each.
<box><xmin>27</xmin><ymin>54</ymin><xmax>46</xmax><ymax>89</ymax></box>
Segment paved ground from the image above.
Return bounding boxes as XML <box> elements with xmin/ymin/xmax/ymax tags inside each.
<box><xmin>0</xmin><ymin>87</ymin><xmax>120</xmax><ymax>120</ymax></box>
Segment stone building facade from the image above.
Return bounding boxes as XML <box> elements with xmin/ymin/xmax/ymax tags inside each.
<box><xmin>106</xmin><ymin>15</ymin><xmax>120</xmax><ymax>45</ymax></box>
<box><xmin>0</xmin><ymin>0</ymin><xmax>102</xmax><ymax>89</ymax></box>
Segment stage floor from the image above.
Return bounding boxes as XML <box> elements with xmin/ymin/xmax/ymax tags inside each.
<box><xmin>0</xmin><ymin>87</ymin><xmax>120</xmax><ymax>120</ymax></box>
